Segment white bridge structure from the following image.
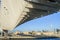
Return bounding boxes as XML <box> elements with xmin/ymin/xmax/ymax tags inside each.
<box><xmin>0</xmin><ymin>0</ymin><xmax>60</xmax><ymax>30</ymax></box>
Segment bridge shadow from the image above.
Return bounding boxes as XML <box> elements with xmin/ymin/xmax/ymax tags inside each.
<box><xmin>17</xmin><ymin>0</ymin><xmax>60</xmax><ymax>26</ymax></box>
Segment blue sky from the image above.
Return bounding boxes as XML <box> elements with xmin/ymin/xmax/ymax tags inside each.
<box><xmin>14</xmin><ymin>12</ymin><xmax>60</xmax><ymax>32</ymax></box>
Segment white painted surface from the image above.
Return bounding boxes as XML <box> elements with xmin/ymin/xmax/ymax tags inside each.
<box><xmin>0</xmin><ymin>0</ymin><xmax>27</xmax><ymax>30</ymax></box>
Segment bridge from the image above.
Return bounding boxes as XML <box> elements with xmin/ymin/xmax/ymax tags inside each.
<box><xmin>0</xmin><ymin>0</ymin><xmax>60</xmax><ymax>30</ymax></box>
<box><xmin>17</xmin><ymin>0</ymin><xmax>60</xmax><ymax>26</ymax></box>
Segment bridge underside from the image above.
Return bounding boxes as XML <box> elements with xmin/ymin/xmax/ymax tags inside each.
<box><xmin>17</xmin><ymin>0</ymin><xmax>60</xmax><ymax>26</ymax></box>
<box><xmin>1</xmin><ymin>0</ymin><xmax>60</xmax><ymax>30</ymax></box>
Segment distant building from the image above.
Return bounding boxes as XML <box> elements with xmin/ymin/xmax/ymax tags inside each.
<box><xmin>42</xmin><ymin>32</ymin><xmax>54</xmax><ymax>36</ymax></box>
<box><xmin>23</xmin><ymin>32</ymin><xmax>30</xmax><ymax>35</ymax></box>
<box><xmin>34</xmin><ymin>32</ymin><xmax>42</xmax><ymax>35</ymax></box>
<box><xmin>32</xmin><ymin>31</ymin><xmax>42</xmax><ymax>36</ymax></box>
<box><xmin>14</xmin><ymin>31</ymin><xmax>21</xmax><ymax>35</ymax></box>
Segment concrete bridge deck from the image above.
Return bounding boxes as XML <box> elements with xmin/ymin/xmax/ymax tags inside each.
<box><xmin>0</xmin><ymin>0</ymin><xmax>60</xmax><ymax>30</ymax></box>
